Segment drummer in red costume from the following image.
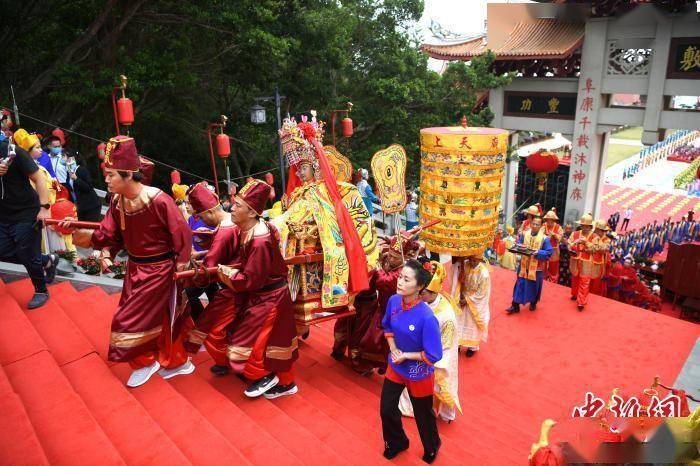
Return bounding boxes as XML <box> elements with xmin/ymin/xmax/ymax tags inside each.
<box><xmin>68</xmin><ymin>135</ymin><xmax>194</xmax><ymax>387</ymax></box>
<box><xmin>182</xmin><ymin>182</ymin><xmax>240</xmax><ymax>376</ymax></box>
<box><xmin>217</xmin><ymin>179</ymin><xmax>299</xmax><ymax>399</ymax></box>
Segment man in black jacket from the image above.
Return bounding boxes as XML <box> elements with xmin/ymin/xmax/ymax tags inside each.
<box><xmin>0</xmin><ymin>137</ymin><xmax>58</xmax><ymax>309</ymax></box>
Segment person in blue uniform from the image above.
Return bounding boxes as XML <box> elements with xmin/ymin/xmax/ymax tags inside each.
<box><xmin>380</xmin><ymin>259</ymin><xmax>442</xmax><ymax>463</ymax></box>
<box><xmin>507</xmin><ymin>216</ymin><xmax>554</xmax><ymax>313</ymax></box>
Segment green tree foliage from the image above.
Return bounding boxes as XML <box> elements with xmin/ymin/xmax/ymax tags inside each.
<box><xmin>1</xmin><ymin>0</ymin><xmax>511</xmax><ymax>191</ymax></box>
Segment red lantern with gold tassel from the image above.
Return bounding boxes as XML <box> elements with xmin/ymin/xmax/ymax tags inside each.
<box><xmin>526</xmin><ymin>150</ymin><xmax>560</xmax><ymax>191</ymax></box>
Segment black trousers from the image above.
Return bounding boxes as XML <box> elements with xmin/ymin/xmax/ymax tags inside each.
<box><xmin>185</xmin><ymin>284</ymin><xmax>219</xmax><ymax>321</ymax></box>
<box><xmin>380</xmin><ymin>378</ymin><xmax>439</xmax><ymax>453</ymax></box>
<box><xmin>0</xmin><ymin>221</ymin><xmax>49</xmax><ymax>293</ymax></box>
<box><xmin>621</xmin><ymin>218</ymin><xmax>630</xmax><ymax>231</ymax></box>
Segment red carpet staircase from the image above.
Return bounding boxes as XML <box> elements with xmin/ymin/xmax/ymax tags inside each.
<box><xmin>0</xmin><ymin>277</ymin><xmax>503</xmax><ymax>466</ymax></box>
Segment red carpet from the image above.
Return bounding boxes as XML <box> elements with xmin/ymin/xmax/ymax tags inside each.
<box><xmin>600</xmin><ymin>184</ymin><xmax>700</xmax><ymax>231</ymax></box>
<box><xmin>0</xmin><ymin>268</ymin><xmax>696</xmax><ymax>465</ymax></box>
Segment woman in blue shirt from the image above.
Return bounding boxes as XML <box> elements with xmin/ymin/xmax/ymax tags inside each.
<box><xmin>380</xmin><ymin>259</ymin><xmax>442</xmax><ymax>463</ymax></box>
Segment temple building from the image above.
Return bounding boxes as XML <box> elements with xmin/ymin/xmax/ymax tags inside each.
<box><xmin>422</xmin><ymin>1</ymin><xmax>700</xmax><ymax>225</ymax></box>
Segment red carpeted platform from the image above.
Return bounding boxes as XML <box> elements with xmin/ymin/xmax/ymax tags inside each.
<box><xmin>600</xmin><ymin>184</ymin><xmax>700</xmax><ymax>231</ymax></box>
<box><xmin>0</xmin><ymin>267</ymin><xmax>696</xmax><ymax>465</ymax></box>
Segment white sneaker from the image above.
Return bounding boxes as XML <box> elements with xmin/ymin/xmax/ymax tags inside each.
<box><xmin>126</xmin><ymin>361</ymin><xmax>161</xmax><ymax>387</ymax></box>
<box><xmin>158</xmin><ymin>358</ymin><xmax>195</xmax><ymax>380</ymax></box>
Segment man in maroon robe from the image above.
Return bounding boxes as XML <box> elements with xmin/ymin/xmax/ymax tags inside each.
<box><xmin>217</xmin><ymin>179</ymin><xmax>299</xmax><ymax>399</ymax></box>
<box><xmin>69</xmin><ymin>135</ymin><xmax>194</xmax><ymax>387</ymax></box>
<box><xmin>182</xmin><ymin>182</ymin><xmax>240</xmax><ymax>375</ymax></box>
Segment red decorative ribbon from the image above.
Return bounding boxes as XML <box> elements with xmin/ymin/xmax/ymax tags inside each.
<box><xmin>309</xmin><ymin>138</ymin><xmax>369</xmax><ymax>293</ymax></box>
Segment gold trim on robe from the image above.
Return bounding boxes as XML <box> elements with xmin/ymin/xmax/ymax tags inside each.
<box><xmin>227</xmin><ymin>345</ymin><xmax>253</xmax><ymax>361</ymax></box>
<box><xmin>110</xmin><ymin>325</ymin><xmax>162</xmax><ymax>348</ymax></box>
<box><xmin>265</xmin><ymin>338</ymin><xmax>299</xmax><ymax>360</ymax></box>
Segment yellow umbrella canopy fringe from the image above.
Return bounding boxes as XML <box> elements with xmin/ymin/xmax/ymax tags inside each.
<box><xmin>419</xmin><ymin>126</ymin><xmax>509</xmax><ymax>256</ymax></box>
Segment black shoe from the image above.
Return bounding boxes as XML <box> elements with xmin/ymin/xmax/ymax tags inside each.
<box><xmin>422</xmin><ymin>439</ymin><xmax>441</xmax><ymax>464</ymax></box>
<box><xmin>377</xmin><ymin>367</ymin><xmax>386</xmax><ymax>375</ymax></box>
<box><xmin>465</xmin><ymin>349</ymin><xmax>476</xmax><ymax>358</ymax></box>
<box><xmin>383</xmin><ymin>442</ymin><xmax>409</xmax><ymax>460</ymax></box>
<box><xmin>244</xmin><ymin>373</ymin><xmax>279</xmax><ymax>398</ymax></box>
<box><xmin>301</xmin><ymin>330</ymin><xmax>310</xmax><ymax>340</ymax></box>
<box><xmin>27</xmin><ymin>292</ymin><xmax>49</xmax><ymax>310</ymax></box>
<box><xmin>330</xmin><ymin>350</ymin><xmax>344</xmax><ymax>361</ymax></box>
<box><xmin>44</xmin><ymin>254</ymin><xmax>59</xmax><ymax>284</ymax></box>
<box><xmin>263</xmin><ymin>382</ymin><xmax>298</xmax><ymax>399</ymax></box>
<box><xmin>529</xmin><ymin>303</ymin><xmax>537</xmax><ymax>312</ymax></box>
<box><xmin>506</xmin><ymin>304</ymin><xmax>520</xmax><ymax>314</ymax></box>
<box><xmin>570</xmin><ymin>295</ymin><xmax>577</xmax><ymax>301</ymax></box>
<box><xmin>210</xmin><ymin>364</ymin><xmax>230</xmax><ymax>376</ymax></box>
<box><xmin>577</xmin><ymin>304</ymin><xmax>584</xmax><ymax>312</ymax></box>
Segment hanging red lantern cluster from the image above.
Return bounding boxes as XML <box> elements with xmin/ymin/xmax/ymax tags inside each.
<box><xmin>526</xmin><ymin>150</ymin><xmax>560</xmax><ymax>191</ymax></box>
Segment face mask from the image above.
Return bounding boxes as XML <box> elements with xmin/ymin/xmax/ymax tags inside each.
<box><xmin>51</xmin><ymin>147</ymin><xmax>62</xmax><ymax>155</ymax></box>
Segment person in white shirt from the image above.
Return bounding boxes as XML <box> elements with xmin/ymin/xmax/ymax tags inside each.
<box><xmin>621</xmin><ymin>207</ymin><xmax>633</xmax><ymax>231</ymax></box>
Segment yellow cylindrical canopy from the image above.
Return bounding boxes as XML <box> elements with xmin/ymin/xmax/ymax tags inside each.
<box><xmin>419</xmin><ymin>126</ymin><xmax>509</xmax><ymax>256</ymax></box>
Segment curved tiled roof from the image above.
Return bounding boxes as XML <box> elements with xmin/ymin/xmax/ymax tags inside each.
<box><xmin>421</xmin><ymin>19</ymin><xmax>584</xmax><ymax>61</ymax></box>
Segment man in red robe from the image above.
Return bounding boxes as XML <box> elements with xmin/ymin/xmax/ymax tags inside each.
<box><xmin>182</xmin><ymin>182</ymin><xmax>240</xmax><ymax>376</ymax></box>
<box><xmin>217</xmin><ymin>179</ymin><xmax>299</xmax><ymax>399</ymax></box>
<box><xmin>543</xmin><ymin>208</ymin><xmax>563</xmax><ymax>283</ymax></box>
<box><xmin>68</xmin><ymin>135</ymin><xmax>194</xmax><ymax>387</ymax></box>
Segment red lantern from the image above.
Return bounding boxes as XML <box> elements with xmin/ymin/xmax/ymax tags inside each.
<box><xmin>97</xmin><ymin>143</ymin><xmax>106</xmax><ymax>161</ymax></box>
<box><xmin>216</xmin><ymin>133</ymin><xmax>230</xmax><ymax>158</ymax></box>
<box><xmin>526</xmin><ymin>150</ymin><xmax>560</xmax><ymax>191</ymax></box>
<box><xmin>170</xmin><ymin>169</ymin><xmax>181</xmax><ymax>185</ymax></box>
<box><xmin>265</xmin><ymin>173</ymin><xmax>274</xmax><ymax>185</ymax></box>
<box><xmin>50</xmin><ymin>199</ymin><xmax>77</xmax><ymax>234</ymax></box>
<box><xmin>52</xmin><ymin>128</ymin><xmax>65</xmax><ymax>145</ymax></box>
<box><xmin>117</xmin><ymin>97</ymin><xmax>134</xmax><ymax>126</ymax></box>
<box><xmin>341</xmin><ymin>117</ymin><xmax>353</xmax><ymax>137</ymax></box>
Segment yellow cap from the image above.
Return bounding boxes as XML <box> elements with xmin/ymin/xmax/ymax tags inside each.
<box><xmin>13</xmin><ymin>129</ymin><xmax>41</xmax><ymax>153</ymax></box>
<box><xmin>425</xmin><ymin>261</ymin><xmax>446</xmax><ymax>293</ymax></box>
<box><xmin>172</xmin><ymin>184</ymin><xmax>188</xmax><ymax>202</ymax></box>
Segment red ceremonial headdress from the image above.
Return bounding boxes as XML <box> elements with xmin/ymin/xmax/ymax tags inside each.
<box><xmin>104</xmin><ymin>135</ymin><xmax>140</xmax><ymax>172</ymax></box>
<box><xmin>237</xmin><ymin>179</ymin><xmax>271</xmax><ymax>215</ymax></box>
<box><xmin>188</xmin><ymin>182</ymin><xmax>220</xmax><ymax>214</ymax></box>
